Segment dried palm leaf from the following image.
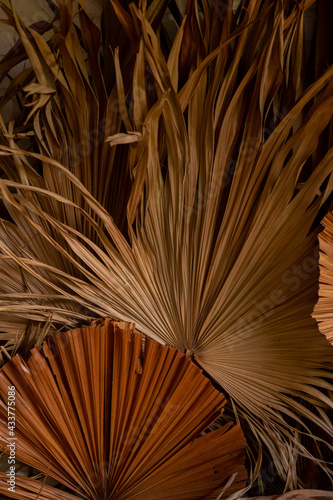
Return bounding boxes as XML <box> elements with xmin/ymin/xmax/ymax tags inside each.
<box><xmin>0</xmin><ymin>0</ymin><xmax>187</xmax><ymax>348</ymax></box>
<box><xmin>0</xmin><ymin>0</ymin><xmax>132</xmax><ymax>231</ymax></box>
<box><xmin>313</xmin><ymin>211</ymin><xmax>333</xmax><ymax>344</ymax></box>
<box><xmin>0</xmin><ymin>0</ymin><xmax>131</xmax><ymax>346</ymax></box>
<box><xmin>0</xmin><ymin>0</ymin><xmax>333</xmax><ymax>491</ymax></box>
<box><xmin>0</xmin><ymin>319</ymin><xmax>247</xmax><ymax>499</ymax></box>
<box><xmin>242</xmin><ymin>491</ymin><xmax>333</xmax><ymax>500</ymax></box>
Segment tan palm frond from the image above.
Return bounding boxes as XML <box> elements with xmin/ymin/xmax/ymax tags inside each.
<box><xmin>0</xmin><ymin>0</ymin><xmax>333</xmax><ymax>490</ymax></box>
<box><xmin>313</xmin><ymin>212</ymin><xmax>333</xmax><ymax>345</ymax></box>
<box><xmin>0</xmin><ymin>319</ymin><xmax>247</xmax><ymax>499</ymax></box>
<box><xmin>0</xmin><ymin>0</ymin><xmax>186</xmax><ymax>348</ymax></box>
<box><xmin>0</xmin><ymin>0</ymin><xmax>132</xmax><ymax>345</ymax></box>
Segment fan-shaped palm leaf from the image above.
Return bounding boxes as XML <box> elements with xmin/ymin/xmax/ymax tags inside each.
<box><xmin>0</xmin><ymin>0</ymin><xmax>333</xmax><ymax>490</ymax></box>
<box><xmin>0</xmin><ymin>319</ymin><xmax>247</xmax><ymax>499</ymax></box>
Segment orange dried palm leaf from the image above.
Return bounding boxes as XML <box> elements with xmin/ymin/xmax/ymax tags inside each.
<box><xmin>0</xmin><ymin>319</ymin><xmax>246</xmax><ymax>499</ymax></box>
<box><xmin>313</xmin><ymin>211</ymin><xmax>333</xmax><ymax>344</ymax></box>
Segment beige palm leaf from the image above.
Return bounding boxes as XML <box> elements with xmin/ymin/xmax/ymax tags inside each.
<box><xmin>0</xmin><ymin>0</ymin><xmax>333</xmax><ymax>490</ymax></box>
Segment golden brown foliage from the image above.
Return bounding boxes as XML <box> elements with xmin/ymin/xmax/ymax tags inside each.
<box><xmin>0</xmin><ymin>0</ymin><xmax>332</xmax><ymax>491</ymax></box>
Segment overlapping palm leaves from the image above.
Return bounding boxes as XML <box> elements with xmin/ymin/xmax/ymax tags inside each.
<box><xmin>0</xmin><ymin>0</ymin><xmax>332</xmax><ymax>492</ymax></box>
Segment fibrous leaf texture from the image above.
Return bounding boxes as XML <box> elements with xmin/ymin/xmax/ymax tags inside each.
<box><xmin>0</xmin><ymin>319</ymin><xmax>247</xmax><ymax>499</ymax></box>
<box><xmin>314</xmin><ymin>212</ymin><xmax>333</xmax><ymax>345</ymax></box>
<box><xmin>0</xmin><ymin>0</ymin><xmax>332</xmax><ymax>491</ymax></box>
